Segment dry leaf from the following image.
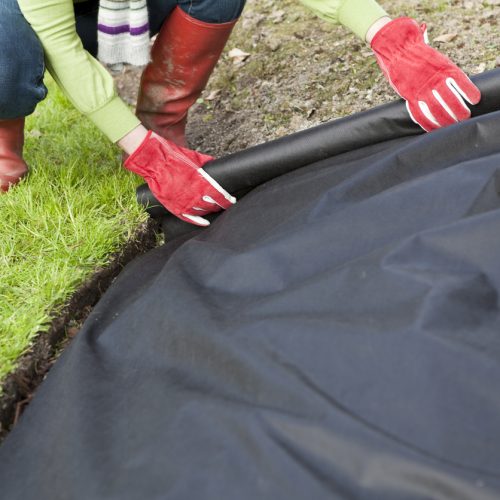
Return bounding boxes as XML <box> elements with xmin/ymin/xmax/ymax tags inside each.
<box><xmin>228</xmin><ymin>48</ymin><xmax>250</xmax><ymax>64</ymax></box>
<box><xmin>28</xmin><ymin>129</ymin><xmax>42</xmax><ymax>139</ymax></box>
<box><xmin>475</xmin><ymin>62</ymin><xmax>487</xmax><ymax>73</ymax></box>
<box><xmin>205</xmin><ymin>90</ymin><xmax>221</xmax><ymax>101</ymax></box>
<box><xmin>434</xmin><ymin>33</ymin><xmax>458</xmax><ymax>43</ymax></box>
<box><xmin>307</xmin><ymin>108</ymin><xmax>316</xmax><ymax>119</ymax></box>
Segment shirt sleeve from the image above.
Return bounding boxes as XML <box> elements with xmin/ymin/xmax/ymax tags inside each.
<box><xmin>17</xmin><ymin>0</ymin><xmax>140</xmax><ymax>143</ymax></box>
<box><xmin>298</xmin><ymin>0</ymin><xmax>388</xmax><ymax>39</ymax></box>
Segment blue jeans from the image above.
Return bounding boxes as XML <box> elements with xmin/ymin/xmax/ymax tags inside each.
<box><xmin>0</xmin><ymin>0</ymin><xmax>246</xmax><ymax>119</ymax></box>
<box><xmin>74</xmin><ymin>0</ymin><xmax>246</xmax><ymax>58</ymax></box>
<box><xmin>0</xmin><ymin>0</ymin><xmax>47</xmax><ymax>119</ymax></box>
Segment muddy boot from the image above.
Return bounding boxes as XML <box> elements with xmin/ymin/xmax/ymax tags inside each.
<box><xmin>136</xmin><ymin>6</ymin><xmax>238</xmax><ymax>147</ymax></box>
<box><xmin>0</xmin><ymin>118</ymin><xmax>29</xmax><ymax>193</ymax></box>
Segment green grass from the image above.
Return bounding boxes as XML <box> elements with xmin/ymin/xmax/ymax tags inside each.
<box><xmin>0</xmin><ymin>78</ymin><xmax>148</xmax><ymax>383</ymax></box>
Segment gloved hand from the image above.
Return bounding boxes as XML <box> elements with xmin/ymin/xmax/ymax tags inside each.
<box><xmin>370</xmin><ymin>17</ymin><xmax>481</xmax><ymax>132</ymax></box>
<box><xmin>124</xmin><ymin>131</ymin><xmax>236</xmax><ymax>226</ymax></box>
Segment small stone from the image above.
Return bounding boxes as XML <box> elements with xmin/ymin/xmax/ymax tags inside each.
<box><xmin>269</xmin><ymin>9</ymin><xmax>285</xmax><ymax>23</ymax></box>
<box><xmin>66</xmin><ymin>326</ymin><xmax>79</xmax><ymax>339</ymax></box>
<box><xmin>267</xmin><ymin>40</ymin><xmax>281</xmax><ymax>51</ymax></box>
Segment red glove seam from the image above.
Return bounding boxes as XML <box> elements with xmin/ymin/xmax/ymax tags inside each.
<box><xmin>158</xmin><ymin>137</ymin><xmax>200</xmax><ymax>171</ymax></box>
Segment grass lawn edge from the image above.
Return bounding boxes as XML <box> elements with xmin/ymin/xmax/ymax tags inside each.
<box><xmin>0</xmin><ymin>219</ymin><xmax>158</xmax><ymax>441</ymax></box>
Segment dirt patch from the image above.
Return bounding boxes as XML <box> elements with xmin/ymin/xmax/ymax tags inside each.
<box><xmin>0</xmin><ymin>219</ymin><xmax>158</xmax><ymax>441</ymax></box>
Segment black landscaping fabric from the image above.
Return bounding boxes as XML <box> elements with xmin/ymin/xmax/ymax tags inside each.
<box><xmin>1</xmin><ymin>76</ymin><xmax>500</xmax><ymax>500</ymax></box>
<box><xmin>138</xmin><ymin>69</ymin><xmax>500</xmax><ymax>239</ymax></box>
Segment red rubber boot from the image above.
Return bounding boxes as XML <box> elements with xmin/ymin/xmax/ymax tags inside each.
<box><xmin>0</xmin><ymin>118</ymin><xmax>28</xmax><ymax>192</ymax></box>
<box><xmin>136</xmin><ymin>7</ymin><xmax>238</xmax><ymax>147</ymax></box>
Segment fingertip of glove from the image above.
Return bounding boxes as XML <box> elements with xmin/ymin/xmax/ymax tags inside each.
<box><xmin>462</xmin><ymin>85</ymin><xmax>481</xmax><ymax>106</ymax></box>
<box><xmin>470</xmin><ymin>91</ymin><xmax>481</xmax><ymax>105</ymax></box>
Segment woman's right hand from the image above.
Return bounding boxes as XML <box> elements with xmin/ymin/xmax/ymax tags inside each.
<box><xmin>121</xmin><ymin>128</ymin><xmax>236</xmax><ymax>226</ymax></box>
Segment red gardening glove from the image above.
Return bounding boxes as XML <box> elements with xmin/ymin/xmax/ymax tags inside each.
<box><xmin>124</xmin><ymin>131</ymin><xmax>236</xmax><ymax>226</ymax></box>
<box><xmin>371</xmin><ymin>17</ymin><xmax>481</xmax><ymax>132</ymax></box>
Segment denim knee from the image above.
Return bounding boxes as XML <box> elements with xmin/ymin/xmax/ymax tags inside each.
<box><xmin>179</xmin><ymin>0</ymin><xmax>247</xmax><ymax>23</ymax></box>
<box><xmin>0</xmin><ymin>0</ymin><xmax>48</xmax><ymax>119</ymax></box>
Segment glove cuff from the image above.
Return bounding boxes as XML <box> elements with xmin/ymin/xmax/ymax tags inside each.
<box><xmin>370</xmin><ymin>17</ymin><xmax>424</xmax><ymax>58</ymax></box>
<box><xmin>123</xmin><ymin>130</ymin><xmax>155</xmax><ymax>176</ymax></box>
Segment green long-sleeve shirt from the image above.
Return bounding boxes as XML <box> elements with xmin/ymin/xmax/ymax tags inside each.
<box><xmin>17</xmin><ymin>0</ymin><xmax>388</xmax><ymax>143</ymax></box>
